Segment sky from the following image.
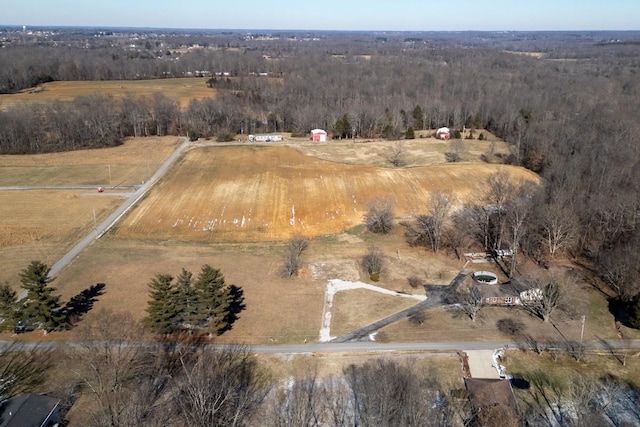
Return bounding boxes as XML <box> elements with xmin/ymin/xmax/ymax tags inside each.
<box><xmin>1</xmin><ymin>0</ymin><xmax>638</xmax><ymax>31</ymax></box>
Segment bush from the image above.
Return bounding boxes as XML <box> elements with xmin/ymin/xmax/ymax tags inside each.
<box><xmin>445</xmin><ymin>152</ymin><xmax>460</xmax><ymax>162</ymax></box>
<box><xmin>407</xmin><ymin>276</ymin><xmax>423</xmax><ymax>289</ymax></box>
<box><xmin>362</xmin><ymin>247</ymin><xmax>384</xmax><ymax>279</ymax></box>
<box><xmin>216</xmin><ymin>130</ymin><xmax>235</xmax><ymax>142</ymax></box>
<box><xmin>478</xmin><ymin>132</ymin><xmax>485</xmax><ymax>141</ymax></box>
<box><xmin>405</xmin><ymin>127</ymin><xmax>415</xmax><ymax>139</ymax></box>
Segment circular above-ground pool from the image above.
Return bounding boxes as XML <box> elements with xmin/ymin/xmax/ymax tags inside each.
<box><xmin>473</xmin><ymin>271</ymin><xmax>498</xmax><ymax>285</ymax></box>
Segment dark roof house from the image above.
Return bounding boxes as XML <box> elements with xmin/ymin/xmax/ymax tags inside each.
<box><xmin>0</xmin><ymin>393</ymin><xmax>61</xmax><ymax>427</ymax></box>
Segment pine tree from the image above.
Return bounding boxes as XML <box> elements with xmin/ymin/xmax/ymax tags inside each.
<box><xmin>412</xmin><ymin>105</ymin><xmax>424</xmax><ymax>130</ymax></box>
<box><xmin>19</xmin><ymin>261</ymin><xmax>65</xmax><ymax>332</ymax></box>
<box><xmin>0</xmin><ymin>284</ymin><xmax>18</xmax><ymax>331</ymax></box>
<box><xmin>144</xmin><ymin>273</ymin><xmax>180</xmax><ymax>333</ymax></box>
<box><xmin>175</xmin><ymin>268</ymin><xmax>199</xmax><ymax>329</ymax></box>
<box><xmin>194</xmin><ymin>265</ymin><xmax>231</xmax><ymax>334</ymax></box>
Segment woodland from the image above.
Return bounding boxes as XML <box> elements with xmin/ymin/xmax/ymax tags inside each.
<box><xmin>0</xmin><ymin>28</ymin><xmax>640</xmax><ymax>425</ymax></box>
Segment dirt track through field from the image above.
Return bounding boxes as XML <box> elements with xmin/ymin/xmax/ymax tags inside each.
<box><xmin>116</xmin><ymin>145</ymin><xmax>539</xmax><ymax>242</ymax></box>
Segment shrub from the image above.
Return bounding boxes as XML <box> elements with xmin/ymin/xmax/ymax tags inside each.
<box><xmin>407</xmin><ymin>276</ymin><xmax>423</xmax><ymax>289</ymax></box>
<box><xmin>362</xmin><ymin>246</ymin><xmax>384</xmax><ymax>279</ymax></box>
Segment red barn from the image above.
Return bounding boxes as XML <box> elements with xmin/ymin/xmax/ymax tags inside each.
<box><xmin>310</xmin><ymin>129</ymin><xmax>327</xmax><ymax>142</ymax></box>
<box><xmin>436</xmin><ymin>127</ymin><xmax>451</xmax><ymax>140</ymax></box>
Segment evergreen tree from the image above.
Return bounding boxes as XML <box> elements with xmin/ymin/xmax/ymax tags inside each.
<box><xmin>175</xmin><ymin>268</ymin><xmax>199</xmax><ymax>328</ymax></box>
<box><xmin>412</xmin><ymin>105</ymin><xmax>424</xmax><ymax>130</ymax></box>
<box><xmin>194</xmin><ymin>265</ymin><xmax>231</xmax><ymax>334</ymax></box>
<box><xmin>144</xmin><ymin>273</ymin><xmax>180</xmax><ymax>333</ymax></box>
<box><xmin>0</xmin><ymin>284</ymin><xmax>18</xmax><ymax>331</ymax></box>
<box><xmin>19</xmin><ymin>261</ymin><xmax>65</xmax><ymax>331</ymax></box>
<box><xmin>405</xmin><ymin>127</ymin><xmax>415</xmax><ymax>139</ymax></box>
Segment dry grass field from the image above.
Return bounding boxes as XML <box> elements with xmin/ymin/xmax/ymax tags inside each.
<box><xmin>0</xmin><ymin>137</ymin><xmax>181</xmax><ymax>284</ymax></box>
<box><xmin>115</xmin><ymin>145</ymin><xmax>538</xmax><ymax>242</ymax></box>
<box><xmin>1</xmin><ymin>134</ymin><xmax>632</xmax><ymax>351</ymax></box>
<box><xmin>0</xmin><ymin>77</ymin><xmax>215</xmax><ymax>110</ymax></box>
<box><xmin>0</xmin><ymin>136</ymin><xmax>182</xmax><ymax>186</ymax></box>
<box><xmin>0</xmin><ymin>190</ymin><xmax>121</xmax><ymax>283</ymax></box>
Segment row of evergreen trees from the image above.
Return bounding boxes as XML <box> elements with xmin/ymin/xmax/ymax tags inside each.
<box><xmin>144</xmin><ymin>264</ymin><xmax>244</xmax><ymax>334</ymax></box>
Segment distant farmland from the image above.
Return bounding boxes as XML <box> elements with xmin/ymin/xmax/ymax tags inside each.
<box><xmin>0</xmin><ymin>77</ymin><xmax>215</xmax><ymax>110</ymax></box>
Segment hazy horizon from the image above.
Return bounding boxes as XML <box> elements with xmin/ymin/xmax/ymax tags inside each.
<box><xmin>1</xmin><ymin>0</ymin><xmax>638</xmax><ymax>32</ymax></box>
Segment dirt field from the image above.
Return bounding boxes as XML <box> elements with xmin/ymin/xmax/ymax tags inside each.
<box><xmin>115</xmin><ymin>145</ymin><xmax>539</xmax><ymax>242</ymax></box>
<box><xmin>0</xmin><ymin>78</ymin><xmax>215</xmax><ymax>110</ymax></box>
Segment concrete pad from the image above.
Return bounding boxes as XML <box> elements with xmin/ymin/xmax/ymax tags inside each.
<box><xmin>465</xmin><ymin>349</ymin><xmax>500</xmax><ymax>379</ymax></box>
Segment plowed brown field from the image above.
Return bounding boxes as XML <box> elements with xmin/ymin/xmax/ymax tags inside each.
<box><xmin>116</xmin><ymin>145</ymin><xmax>539</xmax><ymax>242</ymax></box>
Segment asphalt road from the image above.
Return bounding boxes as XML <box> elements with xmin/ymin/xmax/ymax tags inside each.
<box><xmin>3</xmin><ymin>339</ymin><xmax>640</xmax><ymax>355</ymax></box>
<box><xmin>13</xmin><ymin>138</ymin><xmax>190</xmax><ymax>300</ymax></box>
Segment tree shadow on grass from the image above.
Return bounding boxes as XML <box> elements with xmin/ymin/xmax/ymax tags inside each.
<box><xmin>63</xmin><ymin>282</ymin><xmax>106</xmax><ymax>327</ymax></box>
<box><xmin>220</xmin><ymin>284</ymin><xmax>245</xmax><ymax>334</ymax></box>
<box><xmin>608</xmin><ymin>297</ymin><xmax>632</xmax><ymax>328</ymax></box>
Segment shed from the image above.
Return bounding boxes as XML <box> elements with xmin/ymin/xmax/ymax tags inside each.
<box><xmin>436</xmin><ymin>127</ymin><xmax>451</xmax><ymax>140</ymax></box>
<box><xmin>310</xmin><ymin>129</ymin><xmax>327</xmax><ymax>142</ymax></box>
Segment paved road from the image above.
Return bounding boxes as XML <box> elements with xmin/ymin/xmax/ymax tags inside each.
<box><xmin>0</xmin><ymin>185</ymin><xmax>138</xmax><ymax>191</ymax></box>
<box><xmin>331</xmin><ymin>271</ymin><xmax>470</xmax><ymax>343</ymax></box>
<box><xmin>3</xmin><ymin>339</ymin><xmax>640</xmax><ymax>355</ymax></box>
<box><xmin>15</xmin><ymin>138</ymin><xmax>190</xmax><ymax>300</ymax></box>
<box><xmin>48</xmin><ymin>138</ymin><xmax>190</xmax><ymax>277</ymax></box>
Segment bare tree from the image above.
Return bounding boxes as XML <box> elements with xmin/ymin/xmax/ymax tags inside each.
<box><xmin>68</xmin><ymin>309</ymin><xmax>173</xmax><ymax>426</ymax></box>
<box><xmin>387</xmin><ymin>141</ymin><xmax>406</xmax><ymax>167</ymax></box>
<box><xmin>0</xmin><ymin>342</ymin><xmax>53</xmax><ymax>400</ymax></box>
<box><xmin>362</xmin><ymin>246</ymin><xmax>384</xmax><ymax>280</ymax></box>
<box><xmin>281</xmin><ymin>235</ymin><xmax>310</xmax><ymax>278</ymax></box>
<box><xmin>173</xmin><ymin>345</ymin><xmax>271</xmax><ymax>427</ymax></box>
<box><xmin>364</xmin><ymin>198</ymin><xmax>395</xmax><ymax>234</ymax></box>
<box><xmin>519</xmin><ymin>274</ymin><xmax>566</xmax><ymax>322</ymax></box>
<box><xmin>407</xmin><ymin>191</ymin><xmax>453</xmax><ymax>252</ymax></box>
<box><xmin>446</xmin><ymin>286</ymin><xmax>483</xmax><ymax>322</ymax></box>
<box><xmin>484</xmin><ymin>171</ymin><xmax>516</xmax><ymax>251</ymax></box>
<box><xmin>506</xmin><ymin>180</ymin><xmax>536</xmax><ymax>277</ymax></box>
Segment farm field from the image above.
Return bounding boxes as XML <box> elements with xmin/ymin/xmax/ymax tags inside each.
<box><xmin>0</xmin><ymin>190</ymin><xmax>121</xmax><ymax>283</ymax></box>
<box><xmin>115</xmin><ymin>145</ymin><xmax>539</xmax><ymax>242</ymax></box>
<box><xmin>0</xmin><ymin>77</ymin><xmax>215</xmax><ymax>110</ymax></box>
<box><xmin>3</xmin><ymin>135</ymin><xmax>633</xmax><ymax>349</ymax></box>
<box><xmin>0</xmin><ymin>136</ymin><xmax>182</xmax><ymax>186</ymax></box>
<box><xmin>0</xmin><ymin>137</ymin><xmax>181</xmax><ymax>284</ymax></box>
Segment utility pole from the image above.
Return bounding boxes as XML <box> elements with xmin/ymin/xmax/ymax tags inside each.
<box><xmin>580</xmin><ymin>315</ymin><xmax>585</xmax><ymax>345</ymax></box>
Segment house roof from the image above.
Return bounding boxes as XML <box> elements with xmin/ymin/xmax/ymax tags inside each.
<box><xmin>310</xmin><ymin>129</ymin><xmax>327</xmax><ymax>134</ymax></box>
<box><xmin>436</xmin><ymin>127</ymin><xmax>450</xmax><ymax>133</ymax></box>
<box><xmin>475</xmin><ymin>283</ymin><xmax>520</xmax><ymax>299</ymax></box>
<box><xmin>0</xmin><ymin>393</ymin><xmax>61</xmax><ymax>427</ymax></box>
<box><xmin>464</xmin><ymin>378</ymin><xmax>519</xmax><ymax>422</ymax></box>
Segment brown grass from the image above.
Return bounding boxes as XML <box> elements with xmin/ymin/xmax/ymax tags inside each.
<box><xmin>0</xmin><ymin>137</ymin><xmax>182</xmax><ymax>186</ymax></box>
<box><xmin>115</xmin><ymin>145</ymin><xmax>538</xmax><ymax>242</ymax></box>
<box><xmin>505</xmin><ymin>349</ymin><xmax>640</xmax><ymax>389</ymax></box>
<box><xmin>0</xmin><ymin>78</ymin><xmax>215</xmax><ymax>110</ymax></box>
<box><xmin>330</xmin><ymin>289</ymin><xmax>420</xmax><ymax>337</ymax></box>
<box><xmin>0</xmin><ymin>191</ymin><xmax>121</xmax><ymax>283</ymax></box>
